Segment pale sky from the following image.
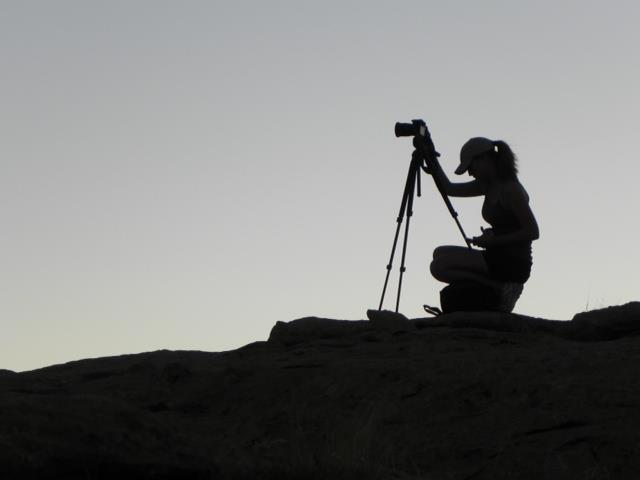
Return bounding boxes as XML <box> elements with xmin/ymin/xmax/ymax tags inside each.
<box><xmin>2</xmin><ymin>1</ymin><xmax>639</xmax><ymax>371</ymax></box>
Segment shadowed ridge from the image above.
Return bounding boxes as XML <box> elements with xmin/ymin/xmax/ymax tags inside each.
<box><xmin>268</xmin><ymin>303</ymin><xmax>640</xmax><ymax>345</ymax></box>
<box><xmin>412</xmin><ymin>310</ymin><xmax>566</xmax><ymax>334</ymax></box>
<box><xmin>269</xmin><ymin>317</ymin><xmax>371</xmax><ymax>345</ymax></box>
<box><xmin>2</xmin><ymin>303</ymin><xmax>640</xmax><ymax>479</ymax></box>
<box><xmin>569</xmin><ymin>301</ymin><xmax>640</xmax><ymax>340</ymax></box>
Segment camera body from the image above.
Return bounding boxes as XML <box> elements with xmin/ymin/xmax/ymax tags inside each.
<box><xmin>395</xmin><ymin>119</ymin><xmax>427</xmax><ymax>138</ymax></box>
<box><xmin>395</xmin><ymin>119</ymin><xmax>440</xmax><ymax>158</ymax></box>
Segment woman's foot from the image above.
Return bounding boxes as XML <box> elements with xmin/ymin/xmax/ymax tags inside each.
<box><xmin>498</xmin><ymin>282</ymin><xmax>524</xmax><ymax>312</ymax></box>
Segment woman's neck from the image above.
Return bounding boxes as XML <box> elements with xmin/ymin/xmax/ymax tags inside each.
<box><xmin>479</xmin><ymin>177</ymin><xmax>497</xmax><ymax>193</ymax></box>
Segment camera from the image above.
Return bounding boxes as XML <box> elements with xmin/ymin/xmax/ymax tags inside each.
<box><xmin>395</xmin><ymin>119</ymin><xmax>439</xmax><ymax>157</ymax></box>
<box><xmin>395</xmin><ymin>119</ymin><xmax>427</xmax><ymax>137</ymax></box>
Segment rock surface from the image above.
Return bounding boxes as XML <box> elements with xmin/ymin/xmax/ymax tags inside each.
<box><xmin>2</xmin><ymin>302</ymin><xmax>640</xmax><ymax>479</ymax></box>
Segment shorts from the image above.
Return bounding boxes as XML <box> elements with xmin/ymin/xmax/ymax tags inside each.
<box><xmin>482</xmin><ymin>247</ymin><xmax>532</xmax><ymax>283</ymax></box>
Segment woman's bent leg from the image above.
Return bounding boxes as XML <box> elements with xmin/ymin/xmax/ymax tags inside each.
<box><xmin>432</xmin><ymin>245</ymin><xmax>467</xmax><ymax>261</ymax></box>
<box><xmin>434</xmin><ymin>268</ymin><xmax>504</xmax><ymax>290</ymax></box>
<box><xmin>430</xmin><ymin>248</ymin><xmax>503</xmax><ymax>290</ymax></box>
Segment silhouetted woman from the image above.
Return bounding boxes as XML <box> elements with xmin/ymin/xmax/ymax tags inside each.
<box><xmin>427</xmin><ymin>137</ymin><xmax>539</xmax><ymax>312</ymax></box>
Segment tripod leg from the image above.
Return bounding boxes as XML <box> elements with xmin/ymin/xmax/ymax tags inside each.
<box><xmin>378</xmin><ymin>215</ymin><xmax>404</xmax><ymax>311</ymax></box>
<box><xmin>377</xmin><ymin>158</ymin><xmax>419</xmax><ymax>311</ymax></box>
<box><xmin>395</xmin><ymin>168</ymin><xmax>417</xmax><ymax>312</ymax></box>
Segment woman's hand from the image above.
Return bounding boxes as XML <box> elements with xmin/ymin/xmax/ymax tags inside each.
<box><xmin>471</xmin><ymin>227</ymin><xmax>497</xmax><ymax>249</ymax></box>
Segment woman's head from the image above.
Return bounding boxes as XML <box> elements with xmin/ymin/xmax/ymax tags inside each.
<box><xmin>456</xmin><ymin>137</ymin><xmax>519</xmax><ymax>182</ymax></box>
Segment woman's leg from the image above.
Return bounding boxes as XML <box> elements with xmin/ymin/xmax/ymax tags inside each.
<box><xmin>432</xmin><ymin>245</ymin><xmax>466</xmax><ymax>261</ymax></box>
<box><xmin>437</xmin><ymin>269</ymin><xmax>504</xmax><ymax>290</ymax></box>
<box><xmin>430</xmin><ymin>247</ymin><xmax>504</xmax><ymax>290</ymax></box>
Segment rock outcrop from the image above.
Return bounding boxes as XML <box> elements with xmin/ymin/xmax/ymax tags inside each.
<box><xmin>1</xmin><ymin>302</ymin><xmax>639</xmax><ymax>479</ymax></box>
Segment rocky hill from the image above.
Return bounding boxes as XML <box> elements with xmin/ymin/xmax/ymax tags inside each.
<box><xmin>1</xmin><ymin>303</ymin><xmax>640</xmax><ymax>479</ymax></box>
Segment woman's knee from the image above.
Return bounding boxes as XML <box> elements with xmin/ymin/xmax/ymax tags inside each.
<box><xmin>430</xmin><ymin>257</ymin><xmax>445</xmax><ymax>280</ymax></box>
<box><xmin>431</xmin><ymin>249</ymin><xmax>488</xmax><ymax>278</ymax></box>
<box><xmin>433</xmin><ymin>245</ymin><xmax>466</xmax><ymax>260</ymax></box>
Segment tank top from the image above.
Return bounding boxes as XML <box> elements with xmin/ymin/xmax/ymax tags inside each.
<box><xmin>481</xmin><ymin>182</ymin><xmax>533</xmax><ymax>261</ymax></box>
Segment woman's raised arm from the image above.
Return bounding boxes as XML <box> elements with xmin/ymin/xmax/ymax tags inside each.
<box><xmin>423</xmin><ymin>153</ymin><xmax>484</xmax><ymax>197</ymax></box>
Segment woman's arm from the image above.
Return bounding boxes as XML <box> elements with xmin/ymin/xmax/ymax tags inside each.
<box><xmin>425</xmin><ymin>154</ymin><xmax>483</xmax><ymax>197</ymax></box>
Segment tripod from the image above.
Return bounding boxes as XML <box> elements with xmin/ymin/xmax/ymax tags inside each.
<box><xmin>377</xmin><ymin>123</ymin><xmax>472</xmax><ymax>313</ymax></box>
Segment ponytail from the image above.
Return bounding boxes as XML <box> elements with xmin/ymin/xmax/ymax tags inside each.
<box><xmin>492</xmin><ymin>140</ymin><xmax>519</xmax><ymax>180</ymax></box>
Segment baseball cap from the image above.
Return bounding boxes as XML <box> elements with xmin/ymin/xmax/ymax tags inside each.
<box><xmin>455</xmin><ymin>137</ymin><xmax>496</xmax><ymax>175</ymax></box>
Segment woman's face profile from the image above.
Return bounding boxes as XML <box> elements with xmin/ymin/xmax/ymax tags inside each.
<box><xmin>468</xmin><ymin>153</ymin><xmax>496</xmax><ymax>181</ymax></box>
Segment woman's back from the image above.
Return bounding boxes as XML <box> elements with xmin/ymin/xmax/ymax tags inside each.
<box><xmin>481</xmin><ymin>181</ymin><xmax>527</xmax><ymax>236</ymax></box>
<box><xmin>481</xmin><ymin>180</ymin><xmax>533</xmax><ymax>282</ymax></box>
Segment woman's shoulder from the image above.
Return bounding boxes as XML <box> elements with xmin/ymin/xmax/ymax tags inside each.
<box><xmin>501</xmin><ymin>179</ymin><xmax>530</xmax><ymax>203</ymax></box>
